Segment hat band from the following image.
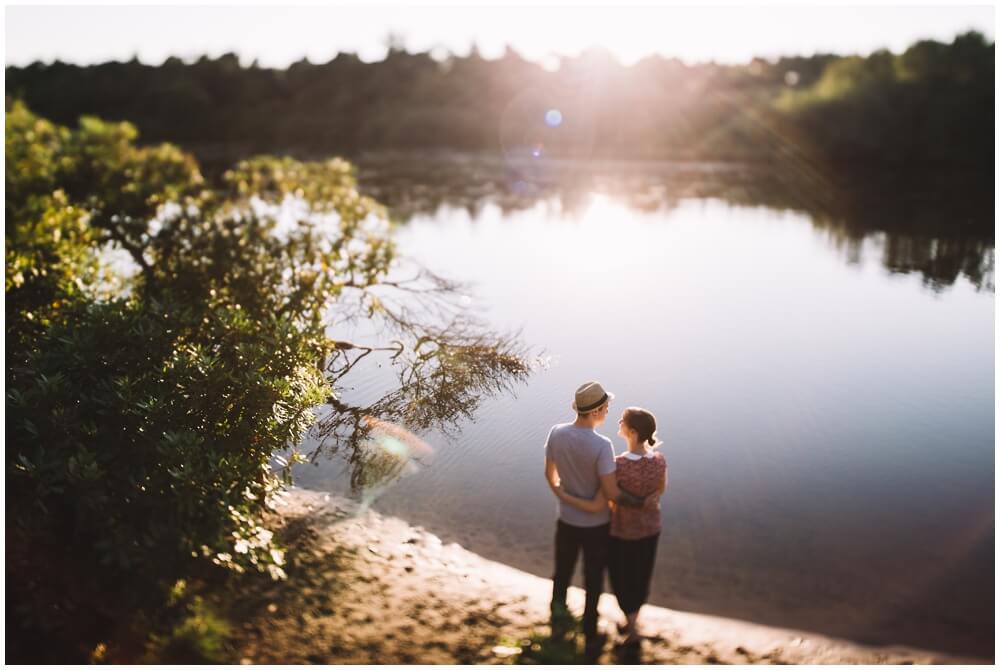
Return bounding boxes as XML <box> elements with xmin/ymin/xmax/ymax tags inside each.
<box><xmin>577</xmin><ymin>393</ymin><xmax>608</xmax><ymax>413</ymax></box>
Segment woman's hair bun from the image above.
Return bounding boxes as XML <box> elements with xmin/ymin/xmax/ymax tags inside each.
<box><xmin>623</xmin><ymin>407</ymin><xmax>659</xmax><ymax>449</ymax></box>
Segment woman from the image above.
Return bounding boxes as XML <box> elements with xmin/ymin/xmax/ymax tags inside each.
<box><xmin>549</xmin><ymin>407</ymin><xmax>667</xmax><ymax>645</ymax></box>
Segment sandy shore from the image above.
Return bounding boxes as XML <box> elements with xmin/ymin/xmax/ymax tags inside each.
<box><xmin>225</xmin><ymin>488</ymin><xmax>988</xmax><ymax>665</ymax></box>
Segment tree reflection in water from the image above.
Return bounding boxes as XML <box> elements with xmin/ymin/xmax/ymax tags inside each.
<box><xmin>299</xmin><ymin>267</ymin><xmax>536</xmax><ymax>494</ymax></box>
<box><xmin>356</xmin><ymin>154</ymin><xmax>994</xmax><ymax>292</ymax></box>
<box><xmin>292</xmin><ymin>155</ymin><xmax>991</xmax><ymax>492</ymax></box>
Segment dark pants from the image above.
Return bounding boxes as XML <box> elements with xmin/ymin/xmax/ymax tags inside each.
<box><xmin>551</xmin><ymin>520</ymin><xmax>609</xmax><ymax>640</ymax></box>
<box><xmin>608</xmin><ymin>533</ymin><xmax>660</xmax><ymax>615</ymax></box>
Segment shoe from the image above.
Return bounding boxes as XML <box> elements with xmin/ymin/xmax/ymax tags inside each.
<box><xmin>614</xmin><ymin>634</ymin><xmax>641</xmax><ymax>648</ymax></box>
<box><xmin>614</xmin><ymin>622</ymin><xmax>638</xmax><ymax>644</ymax></box>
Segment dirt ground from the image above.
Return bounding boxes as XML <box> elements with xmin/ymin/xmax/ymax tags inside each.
<box><xmin>224</xmin><ymin>488</ymin><xmax>987</xmax><ymax>665</ymax></box>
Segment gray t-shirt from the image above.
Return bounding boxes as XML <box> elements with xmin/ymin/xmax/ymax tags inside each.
<box><xmin>544</xmin><ymin>423</ymin><xmax>616</xmax><ymax>527</ymax></box>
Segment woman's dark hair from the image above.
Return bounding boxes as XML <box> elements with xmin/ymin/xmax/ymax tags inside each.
<box><xmin>622</xmin><ymin>407</ymin><xmax>658</xmax><ymax>448</ymax></box>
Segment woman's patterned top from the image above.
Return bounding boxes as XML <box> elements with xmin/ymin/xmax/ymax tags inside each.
<box><xmin>610</xmin><ymin>451</ymin><xmax>667</xmax><ymax>540</ymax></box>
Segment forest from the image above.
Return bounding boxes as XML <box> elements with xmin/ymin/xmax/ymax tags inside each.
<box><xmin>5</xmin><ymin>31</ymin><xmax>993</xmax><ymax>168</ymax></box>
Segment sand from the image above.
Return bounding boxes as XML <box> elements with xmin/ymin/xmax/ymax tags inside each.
<box><xmin>225</xmin><ymin>488</ymin><xmax>989</xmax><ymax>665</ymax></box>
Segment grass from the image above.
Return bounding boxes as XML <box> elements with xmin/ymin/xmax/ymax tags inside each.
<box><xmin>143</xmin><ymin>596</ymin><xmax>231</xmax><ymax>664</ymax></box>
<box><xmin>492</xmin><ymin>607</ymin><xmax>587</xmax><ymax>665</ymax></box>
<box><xmin>515</xmin><ymin>629</ymin><xmax>583</xmax><ymax>665</ymax></box>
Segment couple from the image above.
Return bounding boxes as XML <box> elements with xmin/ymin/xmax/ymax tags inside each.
<box><xmin>543</xmin><ymin>381</ymin><xmax>667</xmax><ymax>659</ymax></box>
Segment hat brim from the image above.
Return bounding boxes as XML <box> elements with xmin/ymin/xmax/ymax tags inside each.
<box><xmin>572</xmin><ymin>391</ymin><xmax>614</xmax><ymax>413</ymax></box>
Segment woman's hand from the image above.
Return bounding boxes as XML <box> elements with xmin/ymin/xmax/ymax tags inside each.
<box><xmin>547</xmin><ymin>471</ymin><xmax>572</xmax><ymax>503</ymax></box>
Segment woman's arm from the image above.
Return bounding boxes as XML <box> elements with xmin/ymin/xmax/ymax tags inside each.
<box><xmin>549</xmin><ymin>480</ymin><xmax>609</xmax><ymax>513</ymax></box>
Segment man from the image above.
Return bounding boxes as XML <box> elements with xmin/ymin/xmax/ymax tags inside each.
<box><xmin>543</xmin><ymin>381</ymin><xmax>644</xmax><ymax>660</ymax></box>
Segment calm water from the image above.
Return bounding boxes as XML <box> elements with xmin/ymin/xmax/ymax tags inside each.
<box><xmin>295</xmin><ymin>158</ymin><xmax>994</xmax><ymax>656</ymax></box>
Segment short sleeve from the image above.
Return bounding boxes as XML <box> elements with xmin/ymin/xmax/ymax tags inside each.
<box><xmin>596</xmin><ymin>438</ymin><xmax>616</xmax><ymax>476</ymax></box>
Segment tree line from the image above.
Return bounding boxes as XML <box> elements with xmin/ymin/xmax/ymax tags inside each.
<box><xmin>5</xmin><ymin>31</ymin><xmax>993</xmax><ymax>168</ymax></box>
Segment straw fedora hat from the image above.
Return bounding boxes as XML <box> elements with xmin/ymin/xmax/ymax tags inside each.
<box><xmin>572</xmin><ymin>381</ymin><xmax>615</xmax><ymax>413</ymax></box>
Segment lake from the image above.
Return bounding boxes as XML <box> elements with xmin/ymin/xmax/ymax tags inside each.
<box><xmin>294</xmin><ymin>155</ymin><xmax>994</xmax><ymax>657</ymax></box>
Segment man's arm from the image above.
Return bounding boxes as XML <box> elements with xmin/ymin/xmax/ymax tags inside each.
<box><xmin>547</xmin><ymin>455</ymin><xmax>608</xmax><ymax>512</ymax></box>
<box><xmin>545</xmin><ymin>455</ymin><xmax>560</xmax><ymax>489</ymax></box>
<box><xmin>553</xmin><ymin>483</ymin><xmax>609</xmax><ymax>513</ymax></box>
<box><xmin>599</xmin><ymin>472</ymin><xmax>644</xmax><ymax>508</ymax></box>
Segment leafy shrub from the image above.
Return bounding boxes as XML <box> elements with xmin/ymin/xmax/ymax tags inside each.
<box><xmin>7</xmin><ymin>100</ymin><xmax>516</xmax><ymax>660</ymax></box>
<box><xmin>143</xmin><ymin>593</ymin><xmax>231</xmax><ymax>664</ymax></box>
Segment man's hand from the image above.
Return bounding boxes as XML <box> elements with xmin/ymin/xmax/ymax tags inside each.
<box><xmin>600</xmin><ymin>472</ymin><xmax>645</xmax><ymax>508</ymax></box>
<box><xmin>616</xmin><ymin>487</ymin><xmax>645</xmax><ymax>508</ymax></box>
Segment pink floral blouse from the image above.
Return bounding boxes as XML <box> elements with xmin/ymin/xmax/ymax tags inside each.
<box><xmin>610</xmin><ymin>451</ymin><xmax>667</xmax><ymax>540</ymax></box>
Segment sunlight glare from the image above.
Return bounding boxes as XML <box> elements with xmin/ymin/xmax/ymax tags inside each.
<box><xmin>580</xmin><ymin>193</ymin><xmax>616</xmax><ymax>225</ymax></box>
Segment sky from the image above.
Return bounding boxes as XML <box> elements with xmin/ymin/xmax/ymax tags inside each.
<box><xmin>4</xmin><ymin>4</ymin><xmax>996</xmax><ymax>68</ymax></box>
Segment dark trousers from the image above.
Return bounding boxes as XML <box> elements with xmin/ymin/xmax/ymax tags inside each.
<box><xmin>608</xmin><ymin>533</ymin><xmax>660</xmax><ymax>615</ymax></box>
<box><xmin>551</xmin><ymin>520</ymin><xmax>609</xmax><ymax>640</ymax></box>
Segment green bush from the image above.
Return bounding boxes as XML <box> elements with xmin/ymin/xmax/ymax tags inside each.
<box><xmin>143</xmin><ymin>594</ymin><xmax>232</xmax><ymax>664</ymax></box>
<box><xmin>3</xmin><ymin>100</ymin><xmax>422</xmax><ymax>660</ymax></box>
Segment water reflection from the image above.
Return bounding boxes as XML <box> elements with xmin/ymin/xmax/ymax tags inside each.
<box><xmin>289</xmin><ymin>154</ymin><xmax>992</xmax><ymax>656</ymax></box>
<box><xmin>293</xmin><ymin>163</ymin><xmax>993</xmax><ymax>656</ymax></box>
<box><xmin>306</xmin><ymin>315</ymin><xmax>535</xmax><ymax>493</ymax></box>
<box><xmin>355</xmin><ymin>154</ymin><xmax>994</xmax><ymax>292</ymax></box>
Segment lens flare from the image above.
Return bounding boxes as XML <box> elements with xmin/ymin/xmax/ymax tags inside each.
<box><xmin>498</xmin><ymin>84</ymin><xmax>596</xmax><ymax>182</ymax></box>
<box><xmin>363</xmin><ymin>416</ymin><xmax>434</xmax><ymax>459</ymax></box>
<box><xmin>348</xmin><ymin>417</ymin><xmax>435</xmax><ymax>512</ymax></box>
